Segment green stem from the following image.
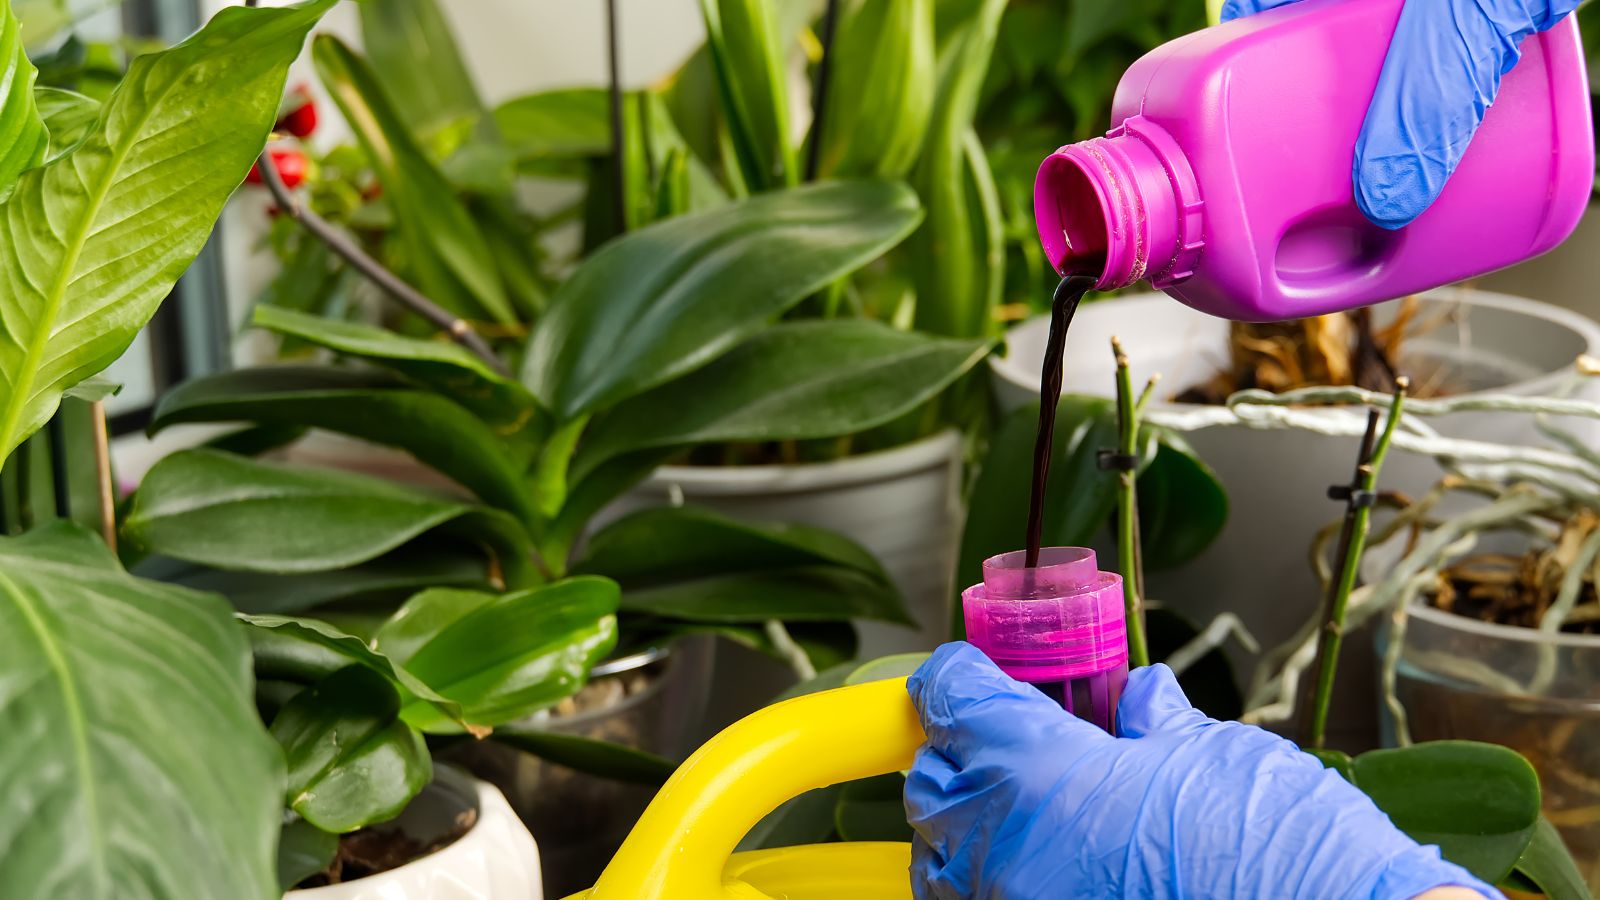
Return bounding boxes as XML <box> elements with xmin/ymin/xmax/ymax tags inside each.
<box><xmin>1303</xmin><ymin>378</ymin><xmax>1408</xmax><ymax>748</ymax></box>
<box><xmin>1112</xmin><ymin>337</ymin><xmax>1150</xmax><ymax>668</ymax></box>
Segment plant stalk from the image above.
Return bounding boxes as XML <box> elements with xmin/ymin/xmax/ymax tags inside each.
<box><xmin>1300</xmin><ymin>378</ymin><xmax>1408</xmax><ymax>747</ymax></box>
<box><xmin>803</xmin><ymin>0</ymin><xmax>841</xmax><ymax>182</ymax></box>
<box><xmin>90</xmin><ymin>401</ymin><xmax>115</xmax><ymax>551</ymax></box>
<box><xmin>1112</xmin><ymin>337</ymin><xmax>1150</xmax><ymax>667</ymax></box>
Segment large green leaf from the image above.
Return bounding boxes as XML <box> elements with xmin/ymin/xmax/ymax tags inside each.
<box><xmin>148</xmin><ymin>366</ymin><xmax>538</xmax><ymax>524</ymax></box>
<box><xmin>276</xmin><ymin>817</ymin><xmax>338</xmax><ymax>891</ymax></box>
<box><xmin>0</xmin><ymin>0</ymin><xmax>45</xmax><ymax>199</ymax></box>
<box><xmin>271</xmin><ymin>664</ymin><xmax>432</xmax><ymax>833</ymax></box>
<box><xmin>0</xmin><ymin>523</ymin><xmax>283</xmax><ymax>899</ymax></box>
<box><xmin>818</xmin><ymin>0</ymin><xmax>936</xmax><ymax>179</ymax></box>
<box><xmin>545</xmin><ymin>446</ymin><xmax>678</xmax><ymax>566</ymax></box>
<box><xmin>33</xmin><ymin>86</ymin><xmax>96</xmax><ymax>160</ymax></box>
<box><xmin>312</xmin><ymin>35</ymin><xmax>514</xmax><ymax>325</ymax></box>
<box><xmin>575</xmin><ymin>320</ymin><xmax>990</xmax><ymax>478</ymax></box>
<box><xmin>252</xmin><ymin>306</ymin><xmax>538</xmax><ymax>429</ymax></box>
<box><xmin>523</xmin><ymin>179</ymin><xmax>922</xmax><ymax>420</ymax></box>
<box><xmin>493</xmin><ymin>87</ymin><xmax>611</xmax><ymax>163</ymax></box>
<box><xmin>1506</xmin><ymin>818</ymin><xmax>1592</xmax><ymax>900</ymax></box>
<box><xmin>698</xmin><ymin>0</ymin><xmax>796</xmax><ymax>190</ymax></box>
<box><xmin>1137</xmin><ymin>430</ymin><xmax>1228</xmax><ymax>571</ymax></box>
<box><xmin>358</xmin><ymin>0</ymin><xmax>489</xmax><ymax>140</ymax></box>
<box><xmin>636</xmin><ymin>619</ymin><xmax>859</xmax><ymax>672</ymax></box>
<box><xmin>0</xmin><ymin>1</ymin><xmax>334</xmax><ymax>465</ymax></box>
<box><xmin>619</xmin><ymin>567</ymin><xmax>911</xmax><ymax>625</ymax></box>
<box><xmin>1354</xmin><ymin>741</ymin><xmax>1541</xmax><ymax>883</ymax></box>
<box><xmin>374</xmin><ymin>578</ymin><xmax>619</xmax><ymax>728</ymax></box>
<box><xmin>123</xmin><ymin>448</ymin><xmax>535</xmax><ymax>585</ymax></box>
<box><xmin>488</xmin><ymin>726</ymin><xmax>676</xmax><ymax>786</ymax></box>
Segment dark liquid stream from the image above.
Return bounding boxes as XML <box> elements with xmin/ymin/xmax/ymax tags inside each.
<box><xmin>1023</xmin><ymin>274</ymin><xmax>1098</xmax><ymax>568</ymax></box>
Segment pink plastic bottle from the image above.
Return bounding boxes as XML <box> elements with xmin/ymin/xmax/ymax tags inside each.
<box><xmin>1033</xmin><ymin>0</ymin><xmax>1594</xmax><ymax>321</ymax></box>
<box><xmin>962</xmin><ymin>547</ymin><xmax>1128</xmax><ymax>733</ymax></box>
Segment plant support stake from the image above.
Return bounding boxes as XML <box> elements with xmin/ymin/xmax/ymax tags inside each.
<box><xmin>1111</xmin><ymin>337</ymin><xmax>1151</xmax><ymax>668</ymax></box>
<box><xmin>1301</xmin><ymin>378</ymin><xmax>1408</xmax><ymax>747</ymax></box>
<box><xmin>803</xmin><ymin>0</ymin><xmax>841</xmax><ymax>182</ymax></box>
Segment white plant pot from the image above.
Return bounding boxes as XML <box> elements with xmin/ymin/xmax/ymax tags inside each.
<box><xmin>286</xmin><ymin>767</ymin><xmax>542</xmax><ymax>900</ymax></box>
<box><xmin>601</xmin><ymin>431</ymin><xmax>966</xmax><ymax>660</ymax></box>
<box><xmin>990</xmin><ymin>287</ymin><xmax>1600</xmax><ymax>748</ymax></box>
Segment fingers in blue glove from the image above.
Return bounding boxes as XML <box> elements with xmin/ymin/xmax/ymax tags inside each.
<box><xmin>1116</xmin><ymin>663</ymin><xmax>1212</xmax><ymax>738</ymax></box>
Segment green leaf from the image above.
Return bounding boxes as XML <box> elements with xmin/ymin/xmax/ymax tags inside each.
<box><xmin>1353</xmin><ymin>741</ymin><xmax>1541</xmax><ymax>883</ymax></box>
<box><xmin>312</xmin><ymin>35</ymin><xmax>515</xmax><ymax>325</ymax></box>
<box><xmin>531</xmin><ymin>414</ymin><xmax>588</xmax><ymax>518</ymax></box>
<box><xmin>835</xmin><ymin>773</ymin><xmax>913</xmax><ymax>842</ymax></box>
<box><xmin>488</xmin><ymin>726</ymin><xmax>676</xmax><ymax>786</ymax></box>
<box><xmin>494</xmin><ymin>87</ymin><xmax>610</xmax><ymax>162</ymax></box>
<box><xmin>276</xmin><ymin>818</ymin><xmax>337</xmax><ymax>891</ymax></box>
<box><xmin>33</xmin><ymin>86</ymin><xmax>96</xmax><ymax>161</ymax></box>
<box><xmin>738</xmin><ymin>786</ymin><xmax>845</xmax><ymax>851</ymax></box>
<box><xmin>271</xmin><ymin>665</ymin><xmax>432</xmax><ymax>833</ymax></box>
<box><xmin>1304</xmin><ymin>747</ymin><xmax>1356</xmax><ymax>783</ymax></box>
<box><xmin>524</xmin><ymin>179</ymin><xmax>923</xmax><ymax>419</ymax></box>
<box><xmin>124</xmin><ymin>448</ymin><xmax>534</xmax><ymax>585</ymax></box>
<box><xmin>1507</xmin><ymin>818</ymin><xmax>1592</xmax><ymax>900</ymax></box>
<box><xmin>619</xmin><ymin>567</ymin><xmax>910</xmax><ymax>625</ymax></box>
<box><xmin>375</xmin><ymin>578</ymin><xmax>619</xmax><ymax>728</ymax></box>
<box><xmin>0</xmin><ymin>0</ymin><xmax>45</xmax><ymax>199</ymax></box>
<box><xmin>846</xmin><ymin>653</ymin><xmax>931</xmax><ymax>686</ymax></box>
<box><xmin>639</xmin><ymin>619</ymin><xmax>859</xmax><ymax>673</ymax></box>
<box><xmin>908</xmin><ymin>0</ymin><xmax>1007</xmax><ymax>338</ymax></box>
<box><xmin>545</xmin><ymin>447</ymin><xmax>678</xmax><ymax>566</ymax></box>
<box><xmin>358</xmin><ymin>0</ymin><xmax>489</xmax><ymax>140</ymax></box>
<box><xmin>818</xmin><ymin>0</ymin><xmax>936</xmax><ymax>178</ymax></box>
<box><xmin>575</xmin><ymin>320</ymin><xmax>990</xmax><ymax>478</ymax></box>
<box><xmin>1138</xmin><ymin>430</ymin><xmax>1229</xmax><ymax>571</ymax></box>
<box><xmin>252</xmin><ymin>306</ymin><xmax>537</xmax><ymax>429</ymax></box>
<box><xmin>148</xmin><ymin>366</ymin><xmax>538</xmax><ymax>524</ymax></box>
<box><xmin>60</xmin><ymin>374</ymin><xmax>118</xmax><ymax>402</ymax></box>
<box><xmin>0</xmin><ymin>0</ymin><xmax>335</xmax><ymax>463</ymax></box>
<box><xmin>240</xmin><ymin>613</ymin><xmax>464</xmax><ymax>732</ymax></box>
<box><xmin>698</xmin><ymin>0</ymin><xmax>796</xmax><ymax>189</ymax></box>
<box><xmin>0</xmin><ymin>522</ymin><xmax>283</xmax><ymax>899</ymax></box>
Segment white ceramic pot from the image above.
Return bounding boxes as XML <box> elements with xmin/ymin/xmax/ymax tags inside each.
<box><xmin>286</xmin><ymin>767</ymin><xmax>542</xmax><ymax>900</ymax></box>
<box><xmin>601</xmin><ymin>430</ymin><xmax>967</xmax><ymax>658</ymax></box>
<box><xmin>991</xmin><ymin>287</ymin><xmax>1600</xmax><ymax>749</ymax></box>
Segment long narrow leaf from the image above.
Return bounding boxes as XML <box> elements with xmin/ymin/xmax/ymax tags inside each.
<box><xmin>358</xmin><ymin>0</ymin><xmax>490</xmax><ymax>140</ymax></box>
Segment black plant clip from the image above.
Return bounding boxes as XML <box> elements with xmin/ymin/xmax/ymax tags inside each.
<box><xmin>1326</xmin><ymin>483</ymin><xmax>1378</xmax><ymax>509</ymax></box>
<box><xmin>1096</xmin><ymin>449</ymin><xmax>1138</xmax><ymax>472</ymax></box>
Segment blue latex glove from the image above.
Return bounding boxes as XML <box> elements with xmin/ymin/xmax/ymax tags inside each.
<box><xmin>1221</xmin><ymin>0</ymin><xmax>1580</xmax><ymax>229</ymax></box>
<box><xmin>904</xmin><ymin>642</ymin><xmax>1500</xmax><ymax>899</ymax></box>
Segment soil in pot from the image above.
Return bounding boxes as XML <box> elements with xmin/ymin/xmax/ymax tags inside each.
<box><xmin>293</xmin><ymin>813</ymin><xmax>477</xmax><ymax>889</ymax></box>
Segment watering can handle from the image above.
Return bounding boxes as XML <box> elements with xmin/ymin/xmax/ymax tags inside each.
<box><xmin>585</xmin><ymin>676</ymin><xmax>926</xmax><ymax>898</ymax></box>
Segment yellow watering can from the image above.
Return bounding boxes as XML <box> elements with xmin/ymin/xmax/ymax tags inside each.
<box><xmin>565</xmin><ymin>676</ymin><xmax>924</xmax><ymax>899</ymax></box>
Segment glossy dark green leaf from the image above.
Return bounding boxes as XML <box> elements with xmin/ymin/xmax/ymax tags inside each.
<box><xmin>577</xmin><ymin>505</ymin><xmax>888</xmax><ymax>586</ymax></box>
<box><xmin>276</xmin><ymin>817</ymin><xmax>337</xmax><ymax>891</ymax></box>
<box><xmin>953</xmin><ymin>396</ymin><xmax>1148</xmax><ymax>637</ymax></box>
<box><xmin>375</xmin><ymin>578</ymin><xmax>619</xmax><ymax>728</ymax></box>
<box><xmin>1353</xmin><ymin>741</ymin><xmax>1541</xmax><ymax>883</ymax></box>
<box><xmin>271</xmin><ymin>665</ymin><xmax>432</xmax><ymax>833</ymax></box>
<box><xmin>846</xmin><ymin>653</ymin><xmax>931</xmax><ymax>686</ymax></box>
<box><xmin>203</xmin><ymin>423</ymin><xmax>309</xmax><ymax>458</ymax></box>
<box><xmin>1506</xmin><ymin>818</ymin><xmax>1592</xmax><ymax>900</ymax></box>
<box><xmin>819</xmin><ymin>0</ymin><xmax>935</xmax><ymax>178</ymax></box>
<box><xmin>0</xmin><ymin>523</ymin><xmax>283</xmax><ymax>899</ymax></box>
<box><xmin>1139</xmin><ymin>430</ymin><xmax>1228</xmax><ymax>571</ymax></box>
<box><xmin>358</xmin><ymin>0</ymin><xmax>489</xmax><ymax>140</ymax></box>
<box><xmin>0</xmin><ymin>2</ymin><xmax>45</xmax><ymax>199</ymax></box>
<box><xmin>523</xmin><ymin>179</ymin><xmax>923</xmax><ymax>419</ymax></box>
<box><xmin>640</xmin><ymin>619</ymin><xmax>859</xmax><ymax>674</ymax></box>
<box><xmin>835</xmin><ymin>773</ymin><xmax>913</xmax><ymax>842</ymax></box>
<box><xmin>489</xmin><ymin>726</ymin><xmax>675</xmax><ymax>786</ymax></box>
<box><xmin>698</xmin><ymin>0</ymin><xmax>795</xmax><ymax>189</ymax></box>
<box><xmin>240</xmin><ymin>613</ymin><xmax>463</xmax><ymax>731</ymax></box>
<box><xmin>33</xmin><ymin>86</ymin><xmax>95</xmax><ymax>160</ymax></box>
<box><xmin>575</xmin><ymin>320</ymin><xmax>990</xmax><ymax>478</ymax></box>
<box><xmin>149</xmin><ymin>366</ymin><xmax>537</xmax><ymax>523</ymax></box>
<box><xmin>124</xmin><ymin>449</ymin><xmax>534</xmax><ymax>586</ymax></box>
<box><xmin>774</xmin><ymin>662</ymin><xmax>858</xmax><ymax>702</ymax></box>
<box><xmin>619</xmin><ymin>567</ymin><xmax>911</xmax><ymax>625</ymax></box>
<box><xmin>545</xmin><ymin>447</ymin><xmax>678</xmax><ymax>567</ymax></box>
<box><xmin>313</xmin><ymin>35</ymin><xmax>514</xmax><ymax>325</ymax></box>
<box><xmin>0</xmin><ymin>0</ymin><xmax>335</xmax><ymax>464</ymax></box>
<box><xmin>738</xmin><ymin>786</ymin><xmax>845</xmax><ymax>851</ymax></box>
<box><xmin>493</xmin><ymin>87</ymin><xmax>610</xmax><ymax>162</ymax></box>
<box><xmin>1304</xmin><ymin>748</ymin><xmax>1356</xmax><ymax>783</ymax></box>
<box><xmin>252</xmin><ymin>306</ymin><xmax>537</xmax><ymax>429</ymax></box>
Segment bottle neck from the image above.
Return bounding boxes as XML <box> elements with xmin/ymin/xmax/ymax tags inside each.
<box><xmin>1033</xmin><ymin>117</ymin><xmax>1204</xmax><ymax>291</ymax></box>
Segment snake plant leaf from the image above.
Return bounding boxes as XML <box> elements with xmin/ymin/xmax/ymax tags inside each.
<box><xmin>312</xmin><ymin>34</ymin><xmax>515</xmax><ymax>325</ymax></box>
<box><xmin>524</xmin><ymin>179</ymin><xmax>922</xmax><ymax>420</ymax></box>
<box><xmin>357</xmin><ymin>0</ymin><xmax>490</xmax><ymax>141</ymax></box>
<box><xmin>0</xmin><ymin>0</ymin><xmax>45</xmax><ymax>200</ymax></box>
<box><xmin>148</xmin><ymin>366</ymin><xmax>539</xmax><ymax>525</ymax></box>
<box><xmin>0</xmin><ymin>0</ymin><xmax>334</xmax><ymax>465</ymax></box>
<box><xmin>123</xmin><ymin>448</ymin><xmax>536</xmax><ymax>586</ymax></box>
<box><xmin>271</xmin><ymin>664</ymin><xmax>432</xmax><ymax>833</ymax></box>
<box><xmin>487</xmin><ymin>727</ymin><xmax>676</xmax><ymax>786</ymax></box>
<box><xmin>698</xmin><ymin>0</ymin><xmax>796</xmax><ymax>190</ymax></box>
<box><xmin>374</xmin><ymin>578</ymin><xmax>619</xmax><ymax>728</ymax></box>
<box><xmin>252</xmin><ymin>306</ymin><xmax>538</xmax><ymax>428</ymax></box>
<box><xmin>818</xmin><ymin>0</ymin><xmax>936</xmax><ymax>179</ymax></box>
<box><xmin>33</xmin><ymin>86</ymin><xmax>96</xmax><ymax>160</ymax></box>
<box><xmin>574</xmin><ymin>320</ymin><xmax>990</xmax><ymax>479</ymax></box>
<box><xmin>0</xmin><ymin>522</ymin><xmax>284</xmax><ymax>899</ymax></box>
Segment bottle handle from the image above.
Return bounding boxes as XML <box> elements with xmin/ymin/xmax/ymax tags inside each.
<box><xmin>584</xmin><ymin>677</ymin><xmax>925</xmax><ymax>899</ymax></box>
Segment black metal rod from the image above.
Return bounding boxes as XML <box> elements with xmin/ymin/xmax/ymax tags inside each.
<box><xmin>605</xmin><ymin>0</ymin><xmax>628</xmax><ymax>233</ymax></box>
<box><xmin>804</xmin><ymin>0</ymin><xmax>841</xmax><ymax>182</ymax></box>
<box><xmin>48</xmin><ymin>413</ymin><xmax>69</xmax><ymax>520</ymax></box>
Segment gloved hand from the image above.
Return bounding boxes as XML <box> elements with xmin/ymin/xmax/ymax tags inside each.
<box><xmin>904</xmin><ymin>642</ymin><xmax>1499</xmax><ymax>899</ymax></box>
<box><xmin>1221</xmin><ymin>0</ymin><xmax>1580</xmax><ymax>229</ymax></box>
